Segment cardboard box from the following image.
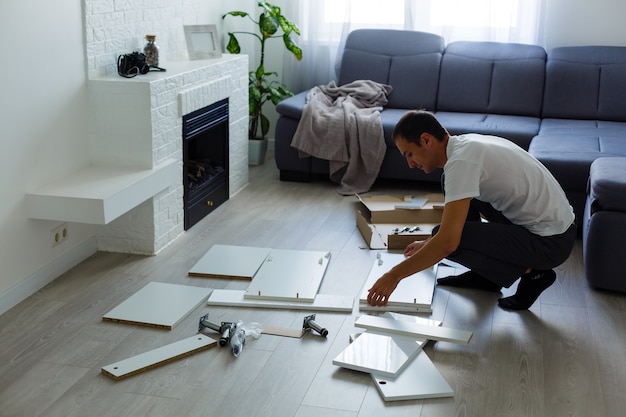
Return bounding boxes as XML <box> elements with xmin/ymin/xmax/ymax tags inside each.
<box><xmin>356</xmin><ymin>194</ymin><xmax>444</xmax><ymax>250</ymax></box>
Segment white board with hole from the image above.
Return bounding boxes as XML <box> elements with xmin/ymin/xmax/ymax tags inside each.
<box><xmin>243</xmin><ymin>249</ymin><xmax>331</xmax><ymax>302</ymax></box>
<box><xmin>188</xmin><ymin>244</ymin><xmax>271</xmax><ymax>279</ymax></box>
<box><xmin>101</xmin><ymin>334</ymin><xmax>217</xmax><ymax>380</ymax></box>
<box><xmin>372</xmin><ymin>350</ymin><xmax>454</xmax><ymax>401</ymax></box>
<box><xmin>359</xmin><ymin>252</ymin><xmax>436</xmax><ymax>310</ymax></box>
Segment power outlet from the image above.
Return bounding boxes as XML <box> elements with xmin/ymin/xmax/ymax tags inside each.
<box><xmin>51</xmin><ymin>223</ymin><xmax>68</xmax><ymax>247</ymax></box>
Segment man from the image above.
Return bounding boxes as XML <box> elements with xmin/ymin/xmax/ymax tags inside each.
<box><xmin>367</xmin><ymin>111</ymin><xmax>576</xmax><ymax>310</ymax></box>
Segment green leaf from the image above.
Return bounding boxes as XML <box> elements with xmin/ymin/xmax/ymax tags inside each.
<box><xmin>259</xmin><ymin>13</ymin><xmax>279</xmax><ymax>37</ymax></box>
<box><xmin>283</xmin><ymin>34</ymin><xmax>303</xmax><ymax>61</ymax></box>
<box><xmin>260</xmin><ymin>113</ymin><xmax>270</xmax><ymax>137</ymax></box>
<box><xmin>225</xmin><ymin>33</ymin><xmax>241</xmax><ymax>54</ymax></box>
<box><xmin>277</xmin><ymin>16</ymin><xmax>301</xmax><ymax>36</ymax></box>
<box><xmin>255</xmin><ymin>65</ymin><xmax>265</xmax><ymax>80</ymax></box>
<box><xmin>222</xmin><ymin>11</ymin><xmax>249</xmax><ymax>19</ymax></box>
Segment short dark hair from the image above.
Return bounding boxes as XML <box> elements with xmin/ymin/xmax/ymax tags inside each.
<box><xmin>392</xmin><ymin>110</ymin><xmax>448</xmax><ymax>146</ymax></box>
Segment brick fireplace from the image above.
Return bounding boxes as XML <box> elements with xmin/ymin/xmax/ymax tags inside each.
<box><xmin>87</xmin><ymin>57</ymin><xmax>249</xmax><ymax>254</ymax></box>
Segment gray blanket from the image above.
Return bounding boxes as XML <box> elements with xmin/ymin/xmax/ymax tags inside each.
<box><xmin>290</xmin><ymin>80</ymin><xmax>393</xmax><ymax>195</ymax></box>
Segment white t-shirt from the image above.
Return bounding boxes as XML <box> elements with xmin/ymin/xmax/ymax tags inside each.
<box><xmin>444</xmin><ymin>134</ymin><xmax>575</xmax><ymax>236</ymax></box>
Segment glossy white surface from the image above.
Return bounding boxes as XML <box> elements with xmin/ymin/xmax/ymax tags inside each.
<box><xmin>333</xmin><ymin>332</ymin><xmax>425</xmax><ymax>377</ymax></box>
<box><xmin>355</xmin><ymin>314</ymin><xmax>473</xmax><ymax>345</ymax></box>
<box><xmin>372</xmin><ymin>351</ymin><xmax>454</xmax><ymax>401</ymax></box>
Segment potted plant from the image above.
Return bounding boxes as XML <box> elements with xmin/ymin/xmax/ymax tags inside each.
<box><xmin>223</xmin><ymin>1</ymin><xmax>302</xmax><ymax>164</ymax></box>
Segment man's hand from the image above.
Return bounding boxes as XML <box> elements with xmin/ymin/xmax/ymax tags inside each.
<box><xmin>404</xmin><ymin>238</ymin><xmax>429</xmax><ymax>257</ymax></box>
<box><xmin>367</xmin><ymin>273</ymin><xmax>401</xmax><ymax>306</ymax></box>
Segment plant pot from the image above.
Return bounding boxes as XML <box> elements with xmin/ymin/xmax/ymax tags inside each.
<box><xmin>248</xmin><ymin>138</ymin><xmax>268</xmax><ymax>165</ymax></box>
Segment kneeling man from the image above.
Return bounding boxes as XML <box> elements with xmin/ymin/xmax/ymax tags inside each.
<box><xmin>367</xmin><ymin>111</ymin><xmax>576</xmax><ymax>310</ymax></box>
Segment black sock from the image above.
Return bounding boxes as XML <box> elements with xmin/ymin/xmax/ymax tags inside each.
<box><xmin>437</xmin><ymin>270</ymin><xmax>502</xmax><ymax>292</ymax></box>
<box><xmin>498</xmin><ymin>269</ymin><xmax>556</xmax><ymax>310</ymax></box>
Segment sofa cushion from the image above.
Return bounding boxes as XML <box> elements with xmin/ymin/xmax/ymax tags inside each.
<box><xmin>588</xmin><ymin>157</ymin><xmax>626</xmax><ymax>211</ymax></box>
<box><xmin>434</xmin><ymin>112</ymin><xmax>540</xmax><ymax>150</ymax></box>
<box><xmin>529</xmin><ymin>134</ymin><xmax>626</xmax><ymax>192</ymax></box>
<box><xmin>538</xmin><ymin>118</ymin><xmax>626</xmax><ymax>136</ymax></box>
<box><xmin>437</xmin><ymin>41</ymin><xmax>546</xmax><ymax>117</ymax></box>
<box><xmin>542</xmin><ymin>46</ymin><xmax>626</xmax><ymax>121</ymax></box>
<box><xmin>337</xmin><ymin>29</ymin><xmax>444</xmax><ymax>110</ymax></box>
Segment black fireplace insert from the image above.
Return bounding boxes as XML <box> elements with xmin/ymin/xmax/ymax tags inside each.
<box><xmin>183</xmin><ymin>98</ymin><xmax>229</xmax><ymax>230</ymax></box>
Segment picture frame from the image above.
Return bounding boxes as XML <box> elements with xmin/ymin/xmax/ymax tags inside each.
<box><xmin>184</xmin><ymin>24</ymin><xmax>222</xmax><ymax>60</ymax></box>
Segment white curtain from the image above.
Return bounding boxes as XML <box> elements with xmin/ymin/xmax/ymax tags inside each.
<box><xmin>281</xmin><ymin>0</ymin><xmax>544</xmax><ymax>92</ymax></box>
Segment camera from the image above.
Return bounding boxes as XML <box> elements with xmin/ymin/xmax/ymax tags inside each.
<box><xmin>117</xmin><ymin>52</ymin><xmax>150</xmax><ymax>78</ymax></box>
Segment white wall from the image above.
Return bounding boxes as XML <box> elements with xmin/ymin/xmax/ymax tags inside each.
<box><xmin>1</xmin><ymin>0</ymin><xmax>626</xmax><ymax>315</ymax></box>
<box><xmin>0</xmin><ymin>0</ymin><xmax>96</xmax><ymax>314</ymax></box>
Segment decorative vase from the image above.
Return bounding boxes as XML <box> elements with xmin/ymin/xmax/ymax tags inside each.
<box><xmin>144</xmin><ymin>34</ymin><xmax>159</xmax><ymax>66</ymax></box>
<box><xmin>248</xmin><ymin>138</ymin><xmax>268</xmax><ymax>165</ymax></box>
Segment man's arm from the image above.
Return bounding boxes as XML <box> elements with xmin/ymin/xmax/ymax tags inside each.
<box><xmin>366</xmin><ymin>198</ymin><xmax>471</xmax><ymax>306</ymax></box>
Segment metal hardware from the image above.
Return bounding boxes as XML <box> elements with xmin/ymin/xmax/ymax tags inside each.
<box><xmin>303</xmin><ymin>314</ymin><xmax>328</xmax><ymax>337</ymax></box>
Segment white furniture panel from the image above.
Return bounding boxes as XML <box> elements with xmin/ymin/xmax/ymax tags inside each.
<box><xmin>359</xmin><ymin>252</ymin><xmax>435</xmax><ymax>310</ymax></box>
<box><xmin>103</xmin><ymin>282</ymin><xmax>212</xmax><ymax>329</ymax></box>
<box><xmin>244</xmin><ymin>249</ymin><xmax>331</xmax><ymax>302</ymax></box>
<box><xmin>372</xmin><ymin>351</ymin><xmax>454</xmax><ymax>401</ymax></box>
<box><xmin>333</xmin><ymin>332</ymin><xmax>425</xmax><ymax>377</ymax></box>
<box><xmin>101</xmin><ymin>334</ymin><xmax>217</xmax><ymax>380</ymax></box>
<box><xmin>206</xmin><ymin>289</ymin><xmax>353</xmax><ymax>313</ymax></box>
<box><xmin>188</xmin><ymin>244</ymin><xmax>271</xmax><ymax>279</ymax></box>
<box><xmin>355</xmin><ymin>315</ymin><xmax>473</xmax><ymax>345</ymax></box>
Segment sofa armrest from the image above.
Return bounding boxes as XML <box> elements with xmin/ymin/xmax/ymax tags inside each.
<box><xmin>276</xmin><ymin>90</ymin><xmax>310</xmax><ymax>120</ymax></box>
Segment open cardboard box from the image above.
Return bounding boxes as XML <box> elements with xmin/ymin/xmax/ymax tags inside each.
<box><xmin>356</xmin><ymin>194</ymin><xmax>444</xmax><ymax>250</ymax></box>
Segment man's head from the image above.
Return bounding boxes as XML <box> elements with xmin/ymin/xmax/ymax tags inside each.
<box><xmin>392</xmin><ymin>110</ymin><xmax>448</xmax><ymax>145</ymax></box>
<box><xmin>392</xmin><ymin>110</ymin><xmax>449</xmax><ymax>173</ymax></box>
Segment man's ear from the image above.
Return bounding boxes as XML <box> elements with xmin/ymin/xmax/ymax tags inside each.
<box><xmin>420</xmin><ymin>133</ymin><xmax>431</xmax><ymax>146</ymax></box>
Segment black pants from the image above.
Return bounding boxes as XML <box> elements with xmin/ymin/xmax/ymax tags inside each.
<box><xmin>436</xmin><ymin>175</ymin><xmax>577</xmax><ymax>287</ymax></box>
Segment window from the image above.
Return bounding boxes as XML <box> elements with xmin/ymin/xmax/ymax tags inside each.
<box><xmin>431</xmin><ymin>0</ymin><xmax>519</xmax><ymax>29</ymax></box>
<box><xmin>324</xmin><ymin>0</ymin><xmax>405</xmax><ymax>25</ymax></box>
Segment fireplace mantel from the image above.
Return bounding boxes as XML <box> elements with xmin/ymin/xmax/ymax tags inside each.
<box><xmin>26</xmin><ymin>55</ymin><xmax>249</xmax><ymax>254</ymax></box>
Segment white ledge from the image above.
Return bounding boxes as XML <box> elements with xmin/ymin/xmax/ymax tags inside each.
<box><xmin>26</xmin><ymin>159</ymin><xmax>178</xmax><ymax>224</ymax></box>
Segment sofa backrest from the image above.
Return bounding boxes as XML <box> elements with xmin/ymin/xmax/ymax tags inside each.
<box><xmin>542</xmin><ymin>46</ymin><xmax>626</xmax><ymax>121</ymax></box>
<box><xmin>338</xmin><ymin>29</ymin><xmax>445</xmax><ymax>110</ymax></box>
<box><xmin>437</xmin><ymin>41</ymin><xmax>547</xmax><ymax>117</ymax></box>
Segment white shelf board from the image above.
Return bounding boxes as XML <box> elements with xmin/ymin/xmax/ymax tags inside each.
<box><xmin>244</xmin><ymin>249</ymin><xmax>331</xmax><ymax>302</ymax></box>
<box><xmin>359</xmin><ymin>253</ymin><xmax>436</xmax><ymax>309</ymax></box>
<box><xmin>26</xmin><ymin>158</ymin><xmax>178</xmax><ymax>224</ymax></box>
<box><xmin>355</xmin><ymin>315</ymin><xmax>473</xmax><ymax>345</ymax></box>
<box><xmin>207</xmin><ymin>289</ymin><xmax>353</xmax><ymax>313</ymax></box>
<box><xmin>188</xmin><ymin>245</ymin><xmax>271</xmax><ymax>279</ymax></box>
<box><xmin>372</xmin><ymin>350</ymin><xmax>454</xmax><ymax>401</ymax></box>
<box><xmin>333</xmin><ymin>332</ymin><xmax>425</xmax><ymax>377</ymax></box>
<box><xmin>103</xmin><ymin>282</ymin><xmax>212</xmax><ymax>330</ymax></box>
<box><xmin>102</xmin><ymin>334</ymin><xmax>217</xmax><ymax>380</ymax></box>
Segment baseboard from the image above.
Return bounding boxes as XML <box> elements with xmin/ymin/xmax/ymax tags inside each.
<box><xmin>0</xmin><ymin>237</ymin><xmax>98</xmax><ymax>316</ymax></box>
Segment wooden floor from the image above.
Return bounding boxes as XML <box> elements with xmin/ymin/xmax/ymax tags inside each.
<box><xmin>1</xmin><ymin>151</ymin><xmax>625</xmax><ymax>417</ymax></box>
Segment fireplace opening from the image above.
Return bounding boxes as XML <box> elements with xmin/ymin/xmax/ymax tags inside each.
<box><xmin>183</xmin><ymin>98</ymin><xmax>229</xmax><ymax>230</ymax></box>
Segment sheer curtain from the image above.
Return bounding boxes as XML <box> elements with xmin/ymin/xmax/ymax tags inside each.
<box><xmin>282</xmin><ymin>0</ymin><xmax>544</xmax><ymax>92</ymax></box>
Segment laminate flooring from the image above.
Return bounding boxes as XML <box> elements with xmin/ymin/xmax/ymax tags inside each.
<box><xmin>1</xmin><ymin>150</ymin><xmax>625</xmax><ymax>417</ymax></box>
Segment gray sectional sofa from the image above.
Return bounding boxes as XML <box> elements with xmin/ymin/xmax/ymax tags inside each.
<box><xmin>276</xmin><ymin>29</ymin><xmax>626</xmax><ymax>221</ymax></box>
<box><xmin>274</xmin><ymin>29</ymin><xmax>626</xmax><ymax>292</ymax></box>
